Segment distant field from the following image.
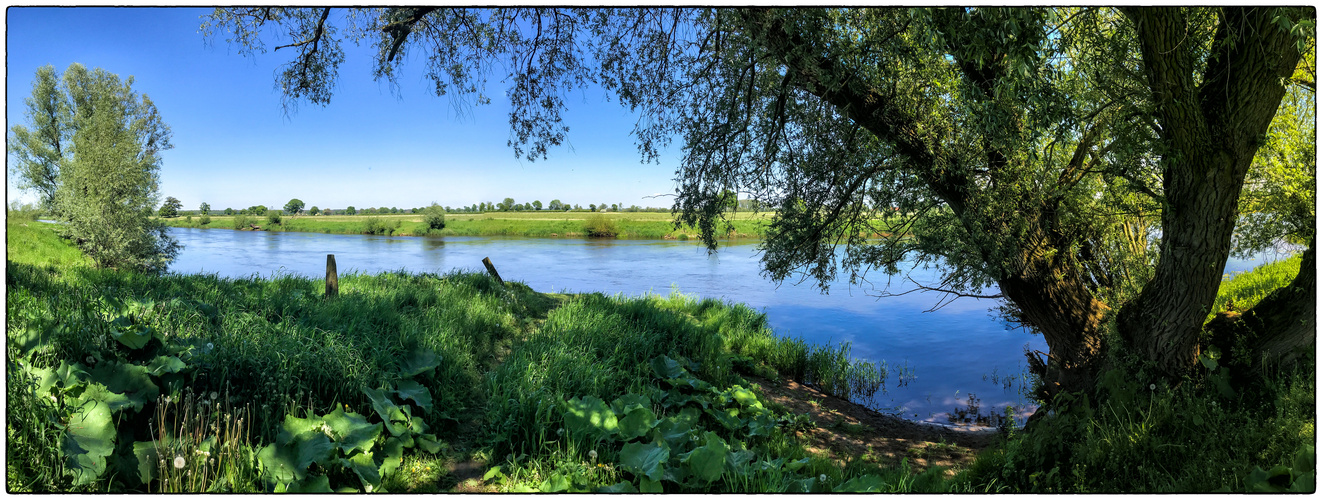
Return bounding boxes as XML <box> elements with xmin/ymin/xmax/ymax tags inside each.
<box><xmin>159</xmin><ymin>211</ymin><xmax>780</xmax><ymax>239</ymax></box>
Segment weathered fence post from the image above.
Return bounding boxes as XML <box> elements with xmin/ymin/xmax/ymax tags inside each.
<box><xmin>325</xmin><ymin>254</ymin><xmax>338</xmax><ymax>298</ymax></box>
<box><xmin>482</xmin><ymin>257</ymin><xmax>504</xmax><ymax>286</ymax></box>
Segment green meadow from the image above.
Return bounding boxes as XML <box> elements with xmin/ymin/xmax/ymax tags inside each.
<box><xmin>159</xmin><ymin>210</ymin><xmax>892</xmax><ymax>240</ymax></box>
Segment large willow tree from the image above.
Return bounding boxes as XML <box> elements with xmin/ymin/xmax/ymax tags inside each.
<box><xmin>204</xmin><ymin>7</ymin><xmax>1315</xmax><ymax>398</ymax></box>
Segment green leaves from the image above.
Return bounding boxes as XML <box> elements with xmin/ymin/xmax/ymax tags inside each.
<box><xmin>321</xmin><ymin>407</ymin><xmax>383</xmax><ymax>455</ymax></box>
<box><xmin>563</xmin><ymin>396</ymin><xmax>619</xmax><ymax>439</ymax></box>
<box><xmin>620</xmin><ymin>442</ymin><xmax>669</xmax><ymax>481</ymax></box>
<box><xmin>397</xmin><ymin>348</ymin><xmax>441</xmax><ymax>378</ymax></box>
<box><xmin>62</xmin><ymin>397</ymin><xmax>115</xmax><ymax>486</ymax></box>
<box><xmin>682</xmin><ymin>432</ymin><xmax>729</xmax><ymax>483</ymax></box>
<box><xmin>394</xmin><ymin>379</ymin><xmax>433</xmax><ymax>413</ymax></box>
<box><xmin>617</xmin><ymin>406</ymin><xmax>659</xmax><ymax>440</ymax></box>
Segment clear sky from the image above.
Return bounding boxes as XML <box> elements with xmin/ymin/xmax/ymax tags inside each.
<box><xmin>6</xmin><ymin>7</ymin><xmax>681</xmax><ymax>211</ymax></box>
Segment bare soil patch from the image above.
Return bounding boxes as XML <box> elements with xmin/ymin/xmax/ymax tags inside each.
<box><xmin>747</xmin><ymin>375</ymin><xmax>999</xmax><ymax>475</ymax></box>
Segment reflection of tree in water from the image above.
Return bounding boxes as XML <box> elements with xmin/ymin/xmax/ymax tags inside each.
<box><xmin>946</xmin><ymin>393</ymin><xmax>1014</xmax><ymax>429</ymax></box>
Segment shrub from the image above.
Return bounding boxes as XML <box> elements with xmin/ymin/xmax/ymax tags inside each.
<box><xmin>232</xmin><ymin>214</ymin><xmax>253</xmax><ymax>230</ymax></box>
<box><xmin>199</xmin><ymin>214</ymin><xmax>211</xmax><ymax>226</ymax></box>
<box><xmin>266</xmin><ymin>210</ymin><xmax>282</xmax><ymax>225</ymax></box>
<box><xmin>361</xmin><ymin>216</ymin><xmax>401</xmax><ymax>235</ymax></box>
<box><xmin>583</xmin><ymin>214</ymin><xmax>619</xmax><ymax>237</ymax></box>
<box><xmin>423</xmin><ymin>203</ymin><xmax>446</xmax><ymax>231</ymax></box>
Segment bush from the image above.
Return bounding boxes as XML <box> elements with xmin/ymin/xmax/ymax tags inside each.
<box><xmin>199</xmin><ymin>214</ymin><xmax>211</xmax><ymax>226</ymax></box>
<box><xmin>266</xmin><ymin>210</ymin><xmax>282</xmax><ymax>225</ymax></box>
<box><xmin>583</xmin><ymin>214</ymin><xmax>619</xmax><ymax>237</ymax></box>
<box><xmin>361</xmin><ymin>216</ymin><xmax>401</xmax><ymax>235</ymax></box>
<box><xmin>233</xmin><ymin>214</ymin><xmax>253</xmax><ymax>229</ymax></box>
<box><xmin>423</xmin><ymin>203</ymin><xmax>446</xmax><ymax>231</ymax></box>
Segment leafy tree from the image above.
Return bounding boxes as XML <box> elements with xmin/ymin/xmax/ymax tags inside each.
<box><xmin>159</xmin><ymin>196</ymin><xmax>183</xmax><ymax>218</ymax></box>
<box><xmin>284</xmin><ymin>198</ymin><xmax>305</xmax><ymax>214</ymax></box>
<box><xmin>245</xmin><ymin>205</ymin><xmax>267</xmax><ymax>216</ymax></box>
<box><xmin>7</xmin><ymin>65</ymin><xmax>66</xmax><ymax>211</ymax></box>
<box><xmin>532</xmin><ymin>200</ymin><xmax>543</xmax><ymax>210</ymax></box>
<box><xmin>10</xmin><ymin>63</ymin><xmax>180</xmax><ymax>272</ymax></box>
<box><xmin>199</xmin><ymin>202</ymin><xmax>211</xmax><ymax>215</ymax></box>
<box><xmin>224</xmin><ymin>207</ymin><xmax>234</xmax><ymax>215</ymax></box>
<box><xmin>266</xmin><ymin>209</ymin><xmax>282</xmax><ymax>225</ymax></box>
<box><xmin>346</xmin><ymin>206</ymin><xmax>356</xmax><ymax>215</ymax></box>
<box><xmin>610</xmin><ymin>203</ymin><xmax>619</xmax><ymax>212</ymax></box>
<box><xmin>309</xmin><ymin>206</ymin><xmax>320</xmax><ymax>215</ymax></box>
<box><xmin>718</xmin><ymin>189</ymin><xmax>737</xmax><ymax>212</ymax></box>
<box><xmin>548</xmin><ymin>199</ymin><xmax>563</xmax><ymax>211</ymax></box>
<box><xmin>499</xmin><ymin>197</ymin><xmax>515</xmax><ymax>211</ymax></box>
<box><xmin>588</xmin><ymin>204</ymin><xmax>596</xmax><ymax>212</ymax></box>
<box><xmin>204</xmin><ymin>7</ymin><xmax>1315</xmax><ymax>394</ymax></box>
<box><xmin>423</xmin><ymin>202</ymin><xmax>446</xmax><ymax>231</ymax></box>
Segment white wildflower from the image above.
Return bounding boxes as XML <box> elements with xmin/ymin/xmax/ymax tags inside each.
<box><xmin>588</xmin><ymin>450</ymin><xmax>598</xmax><ymax>462</ymax></box>
<box><xmin>173</xmin><ymin>455</ymin><xmax>186</xmax><ymax>469</ymax></box>
<box><xmin>210</xmin><ymin>391</ymin><xmax>218</xmax><ymax>400</ymax></box>
<box><xmin>1149</xmin><ymin>384</ymin><xmax>1156</xmax><ymax>391</ymax></box>
<box><xmin>819</xmin><ymin>474</ymin><xmax>828</xmax><ymax>483</ymax></box>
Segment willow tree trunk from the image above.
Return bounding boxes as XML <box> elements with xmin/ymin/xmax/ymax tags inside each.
<box><xmin>1117</xmin><ymin>7</ymin><xmax>1307</xmax><ymax>378</ymax></box>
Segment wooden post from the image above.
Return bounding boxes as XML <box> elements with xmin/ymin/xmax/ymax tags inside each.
<box><xmin>325</xmin><ymin>254</ymin><xmax>338</xmax><ymax>298</ymax></box>
<box><xmin>482</xmin><ymin>257</ymin><xmax>504</xmax><ymax>286</ymax></box>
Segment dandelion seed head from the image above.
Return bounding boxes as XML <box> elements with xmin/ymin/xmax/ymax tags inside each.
<box><xmin>820</xmin><ymin>474</ymin><xmax>828</xmax><ymax>482</ymax></box>
<box><xmin>173</xmin><ymin>455</ymin><xmax>186</xmax><ymax>469</ymax></box>
<box><xmin>1149</xmin><ymin>384</ymin><xmax>1156</xmax><ymax>390</ymax></box>
<box><xmin>588</xmin><ymin>450</ymin><xmax>598</xmax><ymax>461</ymax></box>
<box><xmin>210</xmin><ymin>392</ymin><xmax>218</xmax><ymax>400</ymax></box>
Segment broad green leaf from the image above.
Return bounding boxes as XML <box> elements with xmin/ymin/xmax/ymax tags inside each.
<box><xmin>785</xmin><ymin>457</ymin><xmax>812</xmax><ymax>472</ymax></box>
<box><xmin>62</xmin><ymin>398</ymin><xmax>115</xmax><ymax>486</ymax></box>
<box><xmin>364</xmin><ymin>387</ymin><xmax>409</xmax><ymax>436</ymax></box>
<box><xmin>339</xmin><ymin>452</ymin><xmax>381</xmax><ymax>489</ymax></box>
<box><xmin>1291</xmin><ymin>472</ymin><xmax>1315</xmax><ymax>493</ymax></box>
<box><xmin>276</xmin><ymin>412</ymin><xmax>325</xmax><ymax>445</ymax></box>
<box><xmin>651</xmin><ymin>355</ymin><xmax>686</xmax><ymax>379</ymax></box>
<box><xmin>144</xmin><ymin>356</ymin><xmax>187</xmax><ymax>376</ymax></box>
<box><xmin>620</xmin><ymin>442</ymin><xmax>669</xmax><ymax>482</ymax></box>
<box><xmin>640</xmin><ymin>477</ymin><xmax>663</xmax><ymax>493</ymax></box>
<box><xmin>482</xmin><ymin>466</ymin><xmax>505</xmax><ymax>481</ymax></box>
<box><xmin>377</xmin><ymin>437</ymin><xmax>405</xmax><ymax>478</ymax></box>
<box><xmin>563</xmin><ymin>396</ymin><xmax>618</xmax><ymax>438</ymax></box>
<box><xmin>539</xmin><ymin>472</ymin><xmax>571</xmax><ymax>492</ymax></box>
<box><xmin>706</xmin><ymin>407</ymin><xmax>742</xmax><ymax>430</ymax></box>
<box><xmin>258</xmin><ymin>443</ymin><xmax>301</xmax><ymax>483</ymax></box>
<box><xmin>394</xmin><ymin>379</ymin><xmax>433</xmax><ymax>413</ymax></box>
<box><xmin>683</xmin><ymin>432</ymin><xmax>728</xmax><ymax>483</ymax></box>
<box><xmin>1295</xmin><ymin>446</ymin><xmax>1315</xmax><ymax>473</ymax></box>
<box><xmin>109</xmin><ymin>322</ymin><xmax>153</xmax><ymax>350</ymax></box>
<box><xmin>398</xmin><ymin>348</ymin><xmax>440</xmax><ymax>378</ymax></box>
<box><xmin>283</xmin><ymin>474</ymin><xmax>332</xmax><ymax>493</ymax></box>
<box><xmin>416</xmin><ymin>434</ymin><xmax>443</xmax><ymax>454</ymax></box>
<box><xmin>618</xmin><ymin>406</ymin><xmax>659</xmax><ymax>440</ymax></box>
<box><xmin>652</xmin><ymin>410</ymin><xmax>698</xmax><ymax>449</ymax></box>
<box><xmin>747</xmin><ymin>413</ymin><xmax>778</xmax><ymax>437</ymax></box>
<box><xmin>597</xmin><ymin>481</ymin><xmax>638</xmax><ymax>493</ymax></box>
<box><xmin>726</xmin><ymin>449</ymin><xmax>755</xmax><ymax>473</ymax></box>
<box><xmin>788</xmin><ymin>476</ymin><xmax>818</xmax><ymax>493</ymax></box>
<box><xmin>727</xmin><ymin>386</ymin><xmax>760</xmax><ymax>408</ymax></box>
<box><xmin>835</xmin><ymin>474</ymin><xmax>887</xmax><ymax>492</ymax></box>
<box><xmin>78</xmin><ymin>382</ymin><xmax>134</xmax><ymax>414</ymax></box>
<box><xmin>322</xmin><ymin>407</ymin><xmax>381</xmax><ymax>455</ymax></box>
<box><xmin>611</xmin><ymin>393</ymin><xmax>651</xmax><ymax>415</ymax></box>
<box><xmin>87</xmin><ymin>361</ymin><xmax>157</xmax><ymax>413</ymax></box>
<box><xmin>132</xmin><ymin>440</ymin><xmax>160</xmax><ymax>484</ymax></box>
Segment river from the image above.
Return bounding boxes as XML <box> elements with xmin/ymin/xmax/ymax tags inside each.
<box><xmin>165</xmin><ymin>227</ymin><xmax>1289</xmax><ymax>427</ymax></box>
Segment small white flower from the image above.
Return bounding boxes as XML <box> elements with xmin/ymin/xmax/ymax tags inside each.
<box><xmin>588</xmin><ymin>450</ymin><xmax>598</xmax><ymax>462</ymax></box>
<box><xmin>556</xmin><ymin>428</ymin><xmax>563</xmax><ymax>436</ymax></box>
<box><xmin>210</xmin><ymin>391</ymin><xmax>218</xmax><ymax>400</ymax></box>
<box><xmin>819</xmin><ymin>474</ymin><xmax>828</xmax><ymax>482</ymax></box>
<box><xmin>173</xmin><ymin>455</ymin><xmax>186</xmax><ymax>469</ymax></box>
<box><xmin>1149</xmin><ymin>384</ymin><xmax>1156</xmax><ymax>391</ymax></box>
<box><xmin>85</xmin><ymin>355</ymin><xmax>95</xmax><ymax>364</ymax></box>
<box><xmin>206</xmin><ymin>342</ymin><xmax>214</xmax><ymax>351</ymax></box>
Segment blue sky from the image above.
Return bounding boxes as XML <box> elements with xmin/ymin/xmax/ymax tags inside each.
<box><xmin>6</xmin><ymin>7</ymin><xmax>680</xmax><ymax>211</ymax></box>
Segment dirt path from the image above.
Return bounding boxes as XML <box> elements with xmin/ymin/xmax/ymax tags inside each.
<box><xmin>746</xmin><ymin>375</ymin><xmax>999</xmax><ymax>475</ymax></box>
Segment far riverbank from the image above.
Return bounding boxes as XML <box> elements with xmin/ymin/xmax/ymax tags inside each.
<box><xmin>158</xmin><ymin>211</ymin><xmax>784</xmax><ymax>240</ymax></box>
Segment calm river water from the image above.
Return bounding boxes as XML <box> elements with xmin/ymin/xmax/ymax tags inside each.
<box><xmin>165</xmin><ymin>227</ymin><xmax>1286</xmax><ymax>427</ymax></box>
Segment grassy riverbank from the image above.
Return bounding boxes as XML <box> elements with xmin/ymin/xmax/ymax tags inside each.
<box><xmin>8</xmin><ymin>220</ymin><xmax>945</xmax><ymax>493</ymax></box>
<box><xmin>8</xmin><ymin>220</ymin><xmax>1312</xmax><ymax>492</ymax></box>
<box><xmin>159</xmin><ymin>211</ymin><xmax>776</xmax><ymax>240</ymax></box>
